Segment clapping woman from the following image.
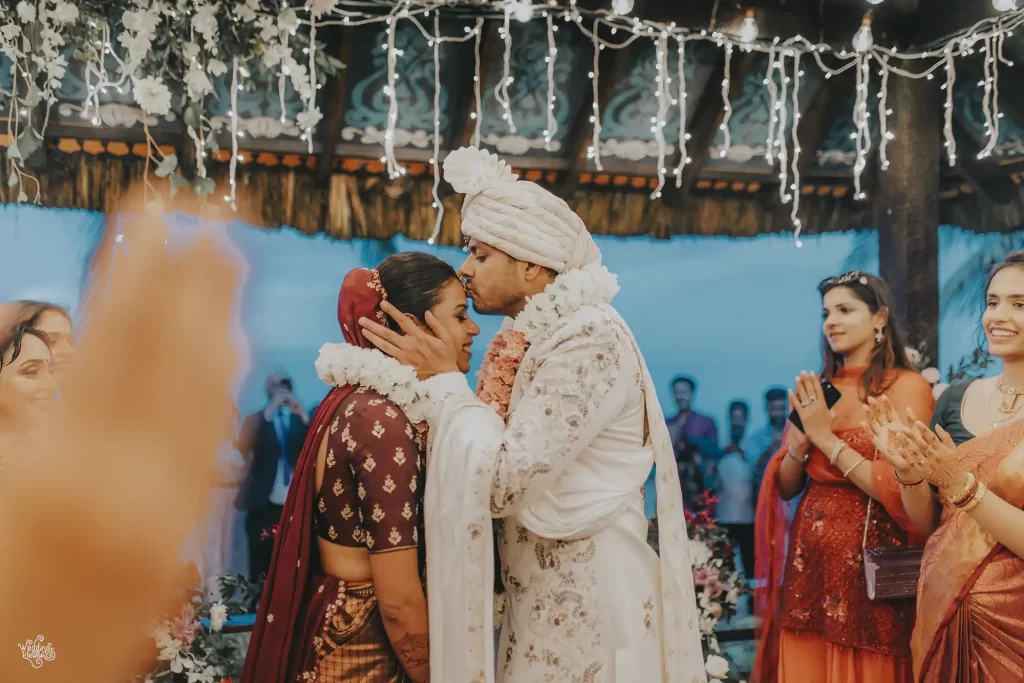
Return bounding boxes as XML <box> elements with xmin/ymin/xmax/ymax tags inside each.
<box><xmin>754</xmin><ymin>272</ymin><xmax>934</xmax><ymax>683</ymax></box>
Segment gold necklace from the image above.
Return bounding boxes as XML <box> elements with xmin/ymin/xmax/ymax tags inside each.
<box><xmin>992</xmin><ymin>377</ymin><xmax>1024</xmax><ymax>428</ymax></box>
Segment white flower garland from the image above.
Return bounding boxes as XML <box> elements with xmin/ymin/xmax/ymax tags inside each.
<box><xmin>509</xmin><ymin>264</ymin><xmax>621</xmax><ymax>344</ymax></box>
<box><xmin>314</xmin><ymin>343</ymin><xmax>427</xmax><ymax>424</ymax></box>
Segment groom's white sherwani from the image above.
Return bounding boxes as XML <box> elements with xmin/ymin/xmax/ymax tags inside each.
<box><xmin>421</xmin><ymin>273</ymin><xmax>706</xmax><ymax>683</ymax></box>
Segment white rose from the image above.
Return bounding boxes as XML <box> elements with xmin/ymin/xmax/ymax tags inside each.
<box><xmin>297</xmin><ymin>106</ymin><xmax>323</xmax><ymax>132</ymax></box>
<box><xmin>309</xmin><ymin>0</ymin><xmax>339</xmax><ymax>17</ymax></box>
<box><xmin>726</xmin><ymin>587</ymin><xmax>739</xmax><ymax>605</ymax></box>
<box><xmin>263</xmin><ymin>43</ymin><xmax>289</xmax><ymax>68</ymax></box>
<box><xmin>905</xmin><ymin>347</ymin><xmax>922</xmax><ymax>365</ymax></box>
<box><xmin>184</xmin><ymin>66</ymin><xmax>214</xmax><ymax>99</ymax></box>
<box><xmin>133</xmin><ymin>75</ymin><xmax>173</xmax><ymax>116</ymax></box>
<box><xmin>16</xmin><ymin>1</ymin><xmax>36</xmax><ymax>22</ymax></box>
<box><xmin>182</xmin><ymin>42</ymin><xmax>200</xmax><ymax>62</ymax></box>
<box><xmin>922</xmin><ymin>367</ymin><xmax>942</xmax><ymax>384</ymax></box>
<box><xmin>207</xmin><ymin>59</ymin><xmax>228</xmax><ymax>77</ymax></box>
<box><xmin>705</xmin><ymin>654</ymin><xmax>731</xmax><ymax>679</ymax></box>
<box><xmin>49</xmin><ymin>1</ymin><xmax>80</xmax><ymax>24</ymax></box>
<box><xmin>123</xmin><ymin>9</ymin><xmax>161</xmax><ymax>35</ymax></box>
<box><xmin>208</xmin><ymin>601</ymin><xmax>228</xmax><ymax>631</ymax></box>
<box><xmin>277</xmin><ymin>7</ymin><xmax>300</xmax><ymax>33</ymax></box>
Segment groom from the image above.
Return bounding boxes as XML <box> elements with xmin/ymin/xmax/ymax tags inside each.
<box><xmin>359</xmin><ymin>147</ymin><xmax>706</xmax><ymax>683</ymax></box>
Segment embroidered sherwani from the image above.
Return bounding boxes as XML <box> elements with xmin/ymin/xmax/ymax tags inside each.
<box><xmin>421</xmin><ymin>302</ymin><xmax>706</xmax><ymax>683</ymax></box>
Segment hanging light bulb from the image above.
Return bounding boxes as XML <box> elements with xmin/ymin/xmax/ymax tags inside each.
<box><xmin>510</xmin><ymin>0</ymin><xmax>534</xmax><ymax>22</ymax></box>
<box><xmin>866</xmin><ymin>0</ymin><xmax>885</xmax><ymax>5</ymax></box>
<box><xmin>738</xmin><ymin>9</ymin><xmax>758</xmax><ymax>44</ymax></box>
<box><xmin>993</xmin><ymin>0</ymin><xmax>1017</xmax><ymax>11</ymax></box>
<box><xmin>853</xmin><ymin>14</ymin><xmax>874</xmax><ymax>53</ymax></box>
<box><xmin>611</xmin><ymin>0</ymin><xmax>635</xmax><ymax>15</ymax></box>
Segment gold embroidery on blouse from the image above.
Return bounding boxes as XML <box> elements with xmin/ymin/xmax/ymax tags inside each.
<box><xmin>317</xmin><ymin>498</ymin><xmax>327</xmax><ymax>513</ymax></box>
<box><xmin>368</xmin><ymin>399</ymin><xmax>383</xmax><ymax>407</ymax></box>
<box><xmin>340</xmin><ymin>504</ymin><xmax>354</xmax><ymax>520</ymax></box>
<box><xmin>371</xmin><ymin>421</ymin><xmax>385</xmax><ymax>438</ymax></box>
<box><xmin>402</xmin><ymin>502</ymin><xmax>413</xmax><ymax>520</ymax></box>
<box><xmin>344</xmin><ymin>401</ymin><xmax>356</xmax><ymax>418</ymax></box>
<box><xmin>371</xmin><ymin>503</ymin><xmax>386</xmax><ymax>522</ymax></box>
<box><xmin>385</xmin><ymin>406</ymin><xmax>398</xmax><ymax>419</ymax></box>
<box><xmin>357</xmin><ymin>482</ymin><xmax>366</xmax><ymax>500</ymax></box>
<box><xmin>352</xmin><ymin>526</ymin><xmax>366</xmax><ymax>544</ymax></box>
<box><xmin>409</xmin><ymin>474</ymin><xmax>418</xmax><ymax>493</ymax></box>
<box><xmin>328</xmin><ymin>525</ymin><xmax>338</xmax><ymax>540</ymax></box>
<box><xmin>404</xmin><ymin>423</ymin><xmax>414</xmax><ymax>439</ymax></box>
<box><xmin>330</xmin><ymin>417</ymin><xmax>340</xmax><ymax>434</ymax></box>
<box><xmin>382</xmin><ymin>475</ymin><xmax>396</xmax><ymax>493</ymax></box>
<box><xmin>326</xmin><ymin>449</ymin><xmax>336</xmax><ymax>468</ymax></box>
<box><xmin>366</xmin><ymin>531</ymin><xmax>375</xmax><ymax>549</ymax></box>
<box><xmin>413</xmin><ymin>527</ymin><xmax>419</xmax><ymax>543</ymax></box>
<box><xmin>363</xmin><ymin>454</ymin><xmax>377</xmax><ymax>472</ymax></box>
<box><xmin>332</xmin><ymin>479</ymin><xmax>344</xmax><ymax>496</ymax></box>
<box><xmin>388</xmin><ymin>527</ymin><xmax>402</xmax><ymax>545</ymax></box>
<box><xmin>394</xmin><ymin>447</ymin><xmax>407</xmax><ymax>465</ymax></box>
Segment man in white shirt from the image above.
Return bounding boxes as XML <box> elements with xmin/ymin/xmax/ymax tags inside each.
<box><xmin>358</xmin><ymin>147</ymin><xmax>706</xmax><ymax>683</ymax></box>
<box><xmin>716</xmin><ymin>401</ymin><xmax>755</xmax><ymax>579</ymax></box>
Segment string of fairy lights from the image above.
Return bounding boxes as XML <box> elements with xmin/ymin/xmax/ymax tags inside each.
<box><xmin>294</xmin><ymin>0</ymin><xmax>1024</xmax><ymax>245</ymax></box>
<box><xmin>16</xmin><ymin>1</ymin><xmax>1021</xmax><ymax>245</ymax></box>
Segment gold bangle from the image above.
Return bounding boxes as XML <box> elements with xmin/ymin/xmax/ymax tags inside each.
<box><xmin>894</xmin><ymin>470</ymin><xmax>924</xmax><ymax>487</ymax></box>
<box><xmin>946</xmin><ymin>473</ymin><xmax>978</xmax><ymax>507</ymax></box>
<box><xmin>959</xmin><ymin>482</ymin><xmax>988</xmax><ymax>514</ymax></box>
<box><xmin>842</xmin><ymin>456</ymin><xmax>867</xmax><ymax>478</ymax></box>
<box><xmin>785</xmin><ymin>447</ymin><xmax>809</xmax><ymax>465</ymax></box>
<box><xmin>829</xmin><ymin>440</ymin><xmax>848</xmax><ymax>466</ymax></box>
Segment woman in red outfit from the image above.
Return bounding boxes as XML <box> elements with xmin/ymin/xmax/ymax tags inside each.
<box><xmin>754</xmin><ymin>271</ymin><xmax>934</xmax><ymax>683</ymax></box>
<box><xmin>241</xmin><ymin>253</ymin><xmax>479</xmax><ymax>683</ymax></box>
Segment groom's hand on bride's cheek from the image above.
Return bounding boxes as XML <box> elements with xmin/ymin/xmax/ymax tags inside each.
<box><xmin>359</xmin><ymin>302</ymin><xmax>459</xmax><ymax>380</ymax></box>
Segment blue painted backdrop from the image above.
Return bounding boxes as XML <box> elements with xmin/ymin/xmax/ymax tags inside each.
<box><xmin>0</xmin><ymin>204</ymin><xmax>1004</xmax><ymax>447</ymax></box>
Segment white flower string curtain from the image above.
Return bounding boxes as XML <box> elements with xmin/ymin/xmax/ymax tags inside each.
<box><xmin>2</xmin><ymin>1</ymin><xmax>1024</xmax><ymax>243</ymax></box>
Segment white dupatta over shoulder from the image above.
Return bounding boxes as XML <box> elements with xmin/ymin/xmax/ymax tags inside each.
<box><xmin>421</xmin><ymin>265</ymin><xmax>705</xmax><ymax>683</ymax></box>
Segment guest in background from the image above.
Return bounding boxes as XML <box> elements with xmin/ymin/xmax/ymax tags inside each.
<box><xmin>667</xmin><ymin>376</ymin><xmax>720</xmax><ymax>505</ymax></box>
<box><xmin>755</xmin><ymin>271</ymin><xmax>934</xmax><ymax>683</ymax></box>
<box><xmin>0</xmin><ymin>314</ymin><xmax>58</xmax><ymax>466</ymax></box>
<box><xmin>236</xmin><ymin>372</ymin><xmax>309</xmax><ymax>580</ymax></box>
<box><xmin>717</xmin><ymin>400</ymin><xmax>755</xmax><ymax>579</ymax></box>
<box><xmin>13</xmin><ymin>301</ymin><xmax>75</xmax><ymax>385</ymax></box>
<box><xmin>749</xmin><ymin>387</ymin><xmax>790</xmax><ymax>502</ymax></box>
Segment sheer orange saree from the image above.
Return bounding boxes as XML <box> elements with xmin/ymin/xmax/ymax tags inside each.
<box><xmin>754</xmin><ymin>369</ymin><xmax>933</xmax><ymax>683</ymax></box>
<box><xmin>912</xmin><ymin>421</ymin><xmax>1024</xmax><ymax>683</ymax></box>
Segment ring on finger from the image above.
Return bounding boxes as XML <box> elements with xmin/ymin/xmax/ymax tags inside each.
<box><xmin>808</xmin><ymin>396</ymin><xmax>817</xmax><ymax>404</ymax></box>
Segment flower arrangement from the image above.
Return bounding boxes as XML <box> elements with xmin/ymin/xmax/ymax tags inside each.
<box><xmin>905</xmin><ymin>345</ymin><xmax>947</xmax><ymax>399</ymax></box>
<box><xmin>648</xmin><ymin>491</ymin><xmax>750</xmax><ymax>682</ymax></box>
<box><xmin>138</xmin><ymin>570</ymin><xmax>259</xmax><ymax>683</ymax></box>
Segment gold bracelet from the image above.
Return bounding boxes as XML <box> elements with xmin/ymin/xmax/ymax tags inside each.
<box><xmin>785</xmin><ymin>447</ymin><xmax>809</xmax><ymax>465</ymax></box>
<box><xmin>829</xmin><ymin>440</ymin><xmax>848</xmax><ymax>466</ymax></box>
<box><xmin>842</xmin><ymin>456</ymin><xmax>867</xmax><ymax>478</ymax></box>
<box><xmin>946</xmin><ymin>473</ymin><xmax>978</xmax><ymax>507</ymax></box>
<box><xmin>959</xmin><ymin>482</ymin><xmax>988</xmax><ymax>514</ymax></box>
<box><xmin>894</xmin><ymin>470</ymin><xmax>924</xmax><ymax>487</ymax></box>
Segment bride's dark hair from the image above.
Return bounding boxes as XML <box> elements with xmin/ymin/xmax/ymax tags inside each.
<box><xmin>376</xmin><ymin>252</ymin><xmax>460</xmax><ymax>333</ymax></box>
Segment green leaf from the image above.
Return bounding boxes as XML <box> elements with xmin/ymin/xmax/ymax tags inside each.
<box><xmin>7</xmin><ymin>173</ymin><xmax>18</xmax><ymax>188</ymax></box>
<box><xmin>207</xmin><ymin>138</ymin><xmax>220</xmax><ymax>155</ymax></box>
<box><xmin>22</xmin><ymin>85</ymin><xmax>42</xmax><ymax>108</ymax></box>
<box><xmin>193</xmin><ymin>176</ymin><xmax>215</xmax><ymax>198</ymax></box>
<box><xmin>17</xmin><ymin>190</ymin><xmax>28</xmax><ymax>203</ymax></box>
<box><xmin>16</xmin><ymin>133</ymin><xmax>41</xmax><ymax>162</ymax></box>
<box><xmin>154</xmin><ymin>153</ymin><xmax>178</xmax><ymax>178</ymax></box>
<box><xmin>7</xmin><ymin>141</ymin><xmax>22</xmax><ymax>160</ymax></box>
<box><xmin>183</xmin><ymin>105</ymin><xmax>201</xmax><ymax>132</ymax></box>
<box><xmin>169</xmin><ymin>170</ymin><xmax>189</xmax><ymax>197</ymax></box>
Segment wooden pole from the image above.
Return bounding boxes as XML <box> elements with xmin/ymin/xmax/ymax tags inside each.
<box><xmin>872</xmin><ymin>62</ymin><xmax>941</xmax><ymax>360</ymax></box>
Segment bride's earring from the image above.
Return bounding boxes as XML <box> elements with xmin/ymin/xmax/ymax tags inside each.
<box><xmin>875</xmin><ymin>328</ymin><xmax>884</xmax><ymax>344</ymax></box>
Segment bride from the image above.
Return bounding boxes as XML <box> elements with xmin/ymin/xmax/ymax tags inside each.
<box><xmin>240</xmin><ymin>252</ymin><xmax>479</xmax><ymax>683</ymax></box>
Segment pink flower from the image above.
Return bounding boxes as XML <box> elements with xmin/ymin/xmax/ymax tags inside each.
<box><xmin>169</xmin><ymin>603</ymin><xmax>199</xmax><ymax>646</ymax></box>
<box><xmin>476</xmin><ymin>330</ymin><xmax>528</xmax><ymax>418</ymax></box>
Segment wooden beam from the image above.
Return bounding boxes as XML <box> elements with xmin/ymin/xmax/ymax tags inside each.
<box><xmin>872</xmin><ymin>64</ymin><xmax>941</xmax><ymax>359</ymax></box>
<box><xmin>315</xmin><ymin>26</ymin><xmax>354</xmax><ymax>185</ymax></box>
<box><xmin>556</xmin><ymin>25</ymin><xmax>636</xmax><ymax>200</ymax></box>
<box><xmin>662</xmin><ymin>48</ymin><xmax>757</xmax><ymax>209</ymax></box>
<box><xmin>951</xmin><ymin>110</ymin><xmax>1017</xmax><ymax>205</ymax></box>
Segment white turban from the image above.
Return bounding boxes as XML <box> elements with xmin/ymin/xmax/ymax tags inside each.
<box><xmin>443</xmin><ymin>146</ymin><xmax>601</xmax><ymax>273</ymax></box>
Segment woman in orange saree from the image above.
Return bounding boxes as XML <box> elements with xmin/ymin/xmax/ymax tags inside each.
<box><xmin>882</xmin><ymin>253</ymin><xmax>1024</xmax><ymax>682</ymax></box>
<box><xmin>753</xmin><ymin>272</ymin><xmax>934</xmax><ymax>683</ymax></box>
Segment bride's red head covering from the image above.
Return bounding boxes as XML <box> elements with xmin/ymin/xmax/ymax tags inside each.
<box><xmin>337</xmin><ymin>268</ymin><xmax>388</xmax><ymax>348</ymax></box>
<box><xmin>240</xmin><ymin>268</ymin><xmax>390</xmax><ymax>683</ymax></box>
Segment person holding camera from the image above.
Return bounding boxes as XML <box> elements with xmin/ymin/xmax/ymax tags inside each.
<box><xmin>236</xmin><ymin>371</ymin><xmax>310</xmax><ymax>581</ymax></box>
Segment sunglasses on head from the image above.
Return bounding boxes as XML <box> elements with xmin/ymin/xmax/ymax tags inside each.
<box><xmin>818</xmin><ymin>270</ymin><xmax>870</xmax><ymax>293</ymax></box>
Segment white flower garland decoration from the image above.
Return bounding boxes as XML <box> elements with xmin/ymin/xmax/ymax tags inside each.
<box><xmin>510</xmin><ymin>264</ymin><xmax>621</xmax><ymax>344</ymax></box>
<box><xmin>315</xmin><ymin>343</ymin><xmax>427</xmax><ymax>424</ymax></box>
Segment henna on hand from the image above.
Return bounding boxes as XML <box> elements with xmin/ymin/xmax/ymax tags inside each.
<box><xmin>392</xmin><ymin>632</ymin><xmax>430</xmax><ymax>681</ymax></box>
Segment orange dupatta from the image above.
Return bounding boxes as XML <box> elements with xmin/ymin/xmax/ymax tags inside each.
<box><xmin>753</xmin><ymin>369</ymin><xmax>933</xmax><ymax>683</ymax></box>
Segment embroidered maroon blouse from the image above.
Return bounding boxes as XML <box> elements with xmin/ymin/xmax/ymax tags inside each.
<box><xmin>314</xmin><ymin>387</ymin><xmax>425</xmax><ymax>554</ymax></box>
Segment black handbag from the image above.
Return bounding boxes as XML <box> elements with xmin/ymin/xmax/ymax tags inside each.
<box><xmin>862</xmin><ymin>500</ymin><xmax>923</xmax><ymax>601</ymax></box>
